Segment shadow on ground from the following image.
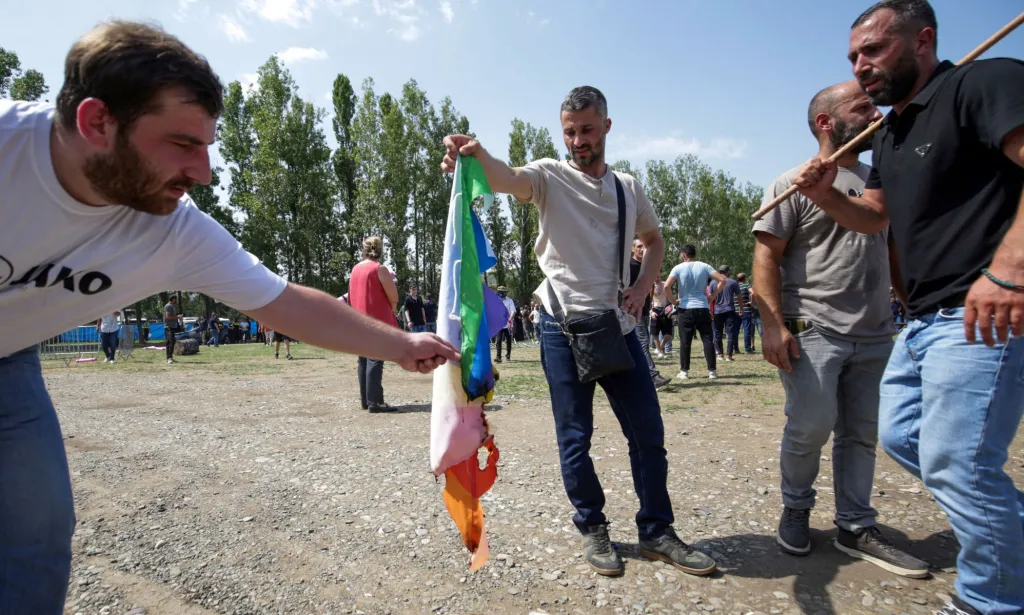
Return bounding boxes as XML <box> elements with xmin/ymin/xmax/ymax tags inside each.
<box><xmin>700</xmin><ymin>527</ymin><xmax>957</xmax><ymax>615</ymax></box>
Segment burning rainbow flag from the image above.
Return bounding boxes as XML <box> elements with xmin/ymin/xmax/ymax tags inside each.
<box><xmin>430</xmin><ymin>154</ymin><xmax>506</xmax><ymax>571</ymax></box>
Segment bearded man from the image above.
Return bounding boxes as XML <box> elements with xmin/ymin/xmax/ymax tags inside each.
<box><xmin>0</xmin><ymin>21</ymin><xmax>456</xmax><ymax>612</ymax></box>
<box><xmin>752</xmin><ymin>79</ymin><xmax>929</xmax><ymax>579</ymax></box>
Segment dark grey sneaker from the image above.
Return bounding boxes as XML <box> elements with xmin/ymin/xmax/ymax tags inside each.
<box><xmin>581</xmin><ymin>524</ymin><xmax>623</xmax><ymax>577</ymax></box>
<box><xmin>777</xmin><ymin>507</ymin><xmax>812</xmax><ymax>555</ymax></box>
<box><xmin>638</xmin><ymin>527</ymin><xmax>716</xmax><ymax>576</ymax></box>
<box><xmin>834</xmin><ymin>526</ymin><xmax>930</xmax><ymax>579</ymax></box>
<box><xmin>653</xmin><ymin>374</ymin><xmax>672</xmax><ymax>389</ymax></box>
<box><xmin>934</xmin><ymin>595</ymin><xmax>981</xmax><ymax>615</ymax></box>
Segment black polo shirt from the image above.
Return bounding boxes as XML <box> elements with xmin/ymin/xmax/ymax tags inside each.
<box><xmin>866</xmin><ymin>58</ymin><xmax>1024</xmax><ymax>318</ymax></box>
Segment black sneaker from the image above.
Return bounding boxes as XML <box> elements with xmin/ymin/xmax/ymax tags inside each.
<box><xmin>777</xmin><ymin>507</ymin><xmax>812</xmax><ymax>555</ymax></box>
<box><xmin>368</xmin><ymin>404</ymin><xmax>398</xmax><ymax>413</ymax></box>
<box><xmin>934</xmin><ymin>595</ymin><xmax>981</xmax><ymax>615</ymax></box>
<box><xmin>581</xmin><ymin>524</ymin><xmax>623</xmax><ymax>577</ymax></box>
<box><xmin>653</xmin><ymin>374</ymin><xmax>672</xmax><ymax>389</ymax></box>
<box><xmin>834</xmin><ymin>526</ymin><xmax>930</xmax><ymax>578</ymax></box>
<box><xmin>638</xmin><ymin>527</ymin><xmax>716</xmax><ymax>576</ymax></box>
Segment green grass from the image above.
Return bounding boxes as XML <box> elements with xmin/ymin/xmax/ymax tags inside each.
<box><xmin>495</xmin><ymin>373</ymin><xmax>549</xmax><ymax>398</ymax></box>
<box><xmin>40</xmin><ymin>342</ymin><xmax>331</xmax><ymax>376</ymax></box>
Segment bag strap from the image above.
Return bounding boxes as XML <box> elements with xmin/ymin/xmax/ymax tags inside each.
<box><xmin>613</xmin><ymin>173</ymin><xmax>626</xmax><ymax>304</ymax></box>
<box><xmin>550</xmin><ymin>170</ymin><xmax>628</xmax><ymax>324</ymax></box>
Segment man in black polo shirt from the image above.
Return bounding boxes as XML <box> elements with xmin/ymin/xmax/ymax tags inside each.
<box><xmin>793</xmin><ymin>2</ymin><xmax>1024</xmax><ymax>613</ymax></box>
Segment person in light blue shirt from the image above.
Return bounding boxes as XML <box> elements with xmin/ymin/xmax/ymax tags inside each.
<box><xmin>665</xmin><ymin>244</ymin><xmax>727</xmax><ymax>380</ymax></box>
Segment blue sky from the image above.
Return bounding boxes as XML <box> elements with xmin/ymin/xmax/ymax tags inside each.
<box><xmin>3</xmin><ymin>0</ymin><xmax>1022</xmax><ymax>190</ymax></box>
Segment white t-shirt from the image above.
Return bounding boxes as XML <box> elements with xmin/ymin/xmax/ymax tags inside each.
<box><xmin>667</xmin><ymin>261</ymin><xmax>716</xmax><ymax>310</ymax></box>
<box><xmin>522</xmin><ymin>159</ymin><xmax>660</xmax><ymax>334</ymax></box>
<box><xmin>501</xmin><ymin>295</ymin><xmax>516</xmax><ymax>329</ymax></box>
<box><xmin>0</xmin><ymin>101</ymin><xmax>288</xmax><ymax>358</ymax></box>
<box><xmin>98</xmin><ymin>313</ymin><xmax>120</xmax><ymax>333</ymax></box>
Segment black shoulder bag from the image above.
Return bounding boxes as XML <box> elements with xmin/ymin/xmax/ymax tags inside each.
<box><xmin>551</xmin><ymin>174</ymin><xmax>635</xmax><ymax>383</ymax></box>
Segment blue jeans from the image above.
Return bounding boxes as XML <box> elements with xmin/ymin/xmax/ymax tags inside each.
<box><xmin>538</xmin><ymin>311</ymin><xmax>673</xmax><ymax>539</ymax></box>
<box><xmin>779</xmin><ymin>329</ymin><xmax>891</xmax><ymax>531</ymax></box>
<box><xmin>411</xmin><ymin>324</ymin><xmax>428</xmax><ymax>333</ymax></box>
<box><xmin>879</xmin><ymin>307</ymin><xmax>1024</xmax><ymax>614</ymax></box>
<box><xmin>0</xmin><ymin>346</ymin><xmax>76</xmax><ymax>613</ymax></box>
<box><xmin>713</xmin><ymin>311</ymin><xmax>741</xmax><ymax>357</ymax></box>
<box><xmin>741</xmin><ymin>312</ymin><xmax>755</xmax><ymax>352</ymax></box>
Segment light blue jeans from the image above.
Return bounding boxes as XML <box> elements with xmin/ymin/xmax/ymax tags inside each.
<box><xmin>0</xmin><ymin>346</ymin><xmax>76</xmax><ymax>613</ymax></box>
<box><xmin>879</xmin><ymin>308</ymin><xmax>1023</xmax><ymax>614</ymax></box>
<box><xmin>778</xmin><ymin>328</ymin><xmax>891</xmax><ymax>532</ymax></box>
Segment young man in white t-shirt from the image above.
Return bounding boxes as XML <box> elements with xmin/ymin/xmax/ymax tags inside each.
<box><xmin>0</xmin><ymin>21</ymin><xmax>457</xmax><ymax>613</ymax></box>
<box><xmin>95</xmin><ymin>310</ymin><xmax>121</xmax><ymax>362</ymax></box>
<box><xmin>442</xmin><ymin>86</ymin><xmax>716</xmax><ymax>579</ymax></box>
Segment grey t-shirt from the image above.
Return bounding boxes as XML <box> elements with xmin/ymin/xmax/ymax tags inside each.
<box><xmin>163</xmin><ymin>302</ymin><xmax>178</xmax><ymax>328</ymax></box>
<box><xmin>752</xmin><ymin>162</ymin><xmax>893</xmax><ymax>341</ymax></box>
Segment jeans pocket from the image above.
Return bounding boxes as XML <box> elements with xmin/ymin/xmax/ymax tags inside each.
<box><xmin>937</xmin><ymin>307</ymin><xmax>965</xmax><ymax>320</ymax></box>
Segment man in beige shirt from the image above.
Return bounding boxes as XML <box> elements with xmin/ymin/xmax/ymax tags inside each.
<box><xmin>442</xmin><ymin>86</ymin><xmax>716</xmax><ymax>579</ymax></box>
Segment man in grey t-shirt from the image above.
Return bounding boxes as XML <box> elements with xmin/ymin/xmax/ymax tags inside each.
<box><xmin>752</xmin><ymin>80</ymin><xmax>926</xmax><ymax>578</ymax></box>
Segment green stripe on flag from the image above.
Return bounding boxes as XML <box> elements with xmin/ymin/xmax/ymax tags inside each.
<box><xmin>458</xmin><ymin>156</ymin><xmax>491</xmax><ymax>394</ymax></box>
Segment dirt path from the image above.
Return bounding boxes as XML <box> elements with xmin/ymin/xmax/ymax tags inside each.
<box><xmin>46</xmin><ymin>342</ymin><xmax>1022</xmax><ymax>615</ymax></box>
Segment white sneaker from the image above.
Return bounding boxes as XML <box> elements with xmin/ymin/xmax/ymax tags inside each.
<box><xmin>676</xmin><ymin>370</ymin><xmax>688</xmax><ymax>380</ymax></box>
<box><xmin>167</xmin><ymin>358</ymin><xmax>176</xmax><ymax>364</ymax></box>
<box><xmin>708</xmin><ymin>370</ymin><xmax>718</xmax><ymax>379</ymax></box>
<box><xmin>656</xmin><ymin>352</ymin><xmax>665</xmax><ymax>359</ymax></box>
<box><xmin>724</xmin><ymin>357</ymin><xmax>735</xmax><ymax>362</ymax></box>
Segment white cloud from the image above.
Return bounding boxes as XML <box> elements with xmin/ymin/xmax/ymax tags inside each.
<box><xmin>540</xmin><ymin>18</ymin><xmax>549</xmax><ymax>26</ymax></box>
<box><xmin>240</xmin><ymin>73</ymin><xmax>259</xmax><ymax>88</ymax></box>
<box><xmin>610</xmin><ymin>133</ymin><xmax>749</xmax><ymax>160</ymax></box>
<box><xmin>276</xmin><ymin>46</ymin><xmax>329</xmax><ymax>64</ymax></box>
<box><xmin>218</xmin><ymin>14</ymin><xmax>251</xmax><ymax>42</ymax></box>
<box><xmin>241</xmin><ymin>0</ymin><xmax>316</xmax><ymax>27</ymax></box>
<box><xmin>373</xmin><ymin>0</ymin><xmax>422</xmax><ymax>41</ymax></box>
<box><xmin>440</xmin><ymin>0</ymin><xmax>453</xmax><ymax>23</ymax></box>
<box><xmin>389</xmin><ymin>14</ymin><xmax>421</xmax><ymax>40</ymax></box>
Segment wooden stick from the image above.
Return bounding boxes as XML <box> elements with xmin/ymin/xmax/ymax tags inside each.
<box><xmin>751</xmin><ymin>11</ymin><xmax>1024</xmax><ymax>221</ymax></box>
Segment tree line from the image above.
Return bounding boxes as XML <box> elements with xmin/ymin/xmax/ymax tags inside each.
<box><xmin>2</xmin><ymin>47</ymin><xmax>763</xmax><ymax>326</ymax></box>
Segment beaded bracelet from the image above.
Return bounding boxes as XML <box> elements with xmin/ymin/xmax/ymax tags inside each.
<box><xmin>981</xmin><ymin>268</ymin><xmax>1024</xmax><ymax>291</ymax></box>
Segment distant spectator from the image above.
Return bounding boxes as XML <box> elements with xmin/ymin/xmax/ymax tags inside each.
<box><xmin>423</xmin><ymin>292</ymin><xmax>438</xmax><ymax>333</ymax></box>
<box><xmin>96</xmin><ymin>310</ymin><xmax>121</xmax><ymax>363</ymax></box>
<box><xmin>404</xmin><ymin>286</ymin><xmax>427</xmax><ymax>333</ymax></box>
<box><xmin>348</xmin><ymin>237</ymin><xmax>400</xmax><ymax>413</ymax></box>
<box><xmin>164</xmin><ymin>296</ymin><xmax>181</xmax><ymax>364</ymax></box>
<box><xmin>207</xmin><ymin>313</ymin><xmax>221</xmax><ymax>347</ymax></box>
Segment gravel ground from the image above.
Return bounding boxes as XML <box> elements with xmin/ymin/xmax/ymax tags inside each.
<box><xmin>45</xmin><ymin>342</ymin><xmax>1022</xmax><ymax>615</ymax></box>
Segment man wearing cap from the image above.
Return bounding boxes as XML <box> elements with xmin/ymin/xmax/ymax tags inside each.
<box><xmin>495</xmin><ymin>286</ymin><xmax>516</xmax><ymax>362</ymax></box>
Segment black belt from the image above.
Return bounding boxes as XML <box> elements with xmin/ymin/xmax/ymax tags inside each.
<box><xmin>783</xmin><ymin>318</ymin><xmax>813</xmax><ymax>336</ymax></box>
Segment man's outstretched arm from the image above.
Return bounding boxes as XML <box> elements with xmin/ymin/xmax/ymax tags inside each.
<box><xmin>247</xmin><ymin>283</ymin><xmax>459</xmax><ymax>374</ymax></box>
<box><xmin>441</xmin><ymin>135</ymin><xmax>533</xmax><ymax>203</ymax></box>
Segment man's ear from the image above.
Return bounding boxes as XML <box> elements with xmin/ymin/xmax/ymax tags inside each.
<box><xmin>76</xmin><ymin>98</ymin><xmax>119</xmax><ymax>151</ymax></box>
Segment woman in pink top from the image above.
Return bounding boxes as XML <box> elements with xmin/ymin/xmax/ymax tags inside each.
<box><xmin>348</xmin><ymin>237</ymin><xmax>399</xmax><ymax>412</ymax></box>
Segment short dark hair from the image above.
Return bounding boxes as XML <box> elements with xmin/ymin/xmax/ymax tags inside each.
<box><xmin>681</xmin><ymin>244</ymin><xmax>697</xmax><ymax>259</ymax></box>
<box><xmin>561</xmin><ymin>86</ymin><xmax>608</xmax><ymax>119</ymax></box>
<box><xmin>807</xmin><ymin>84</ymin><xmax>844</xmax><ymax>138</ymax></box>
<box><xmin>852</xmin><ymin>0</ymin><xmax>937</xmax><ymax>50</ymax></box>
<box><xmin>56</xmin><ymin>20</ymin><xmax>224</xmax><ymax>134</ymax></box>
